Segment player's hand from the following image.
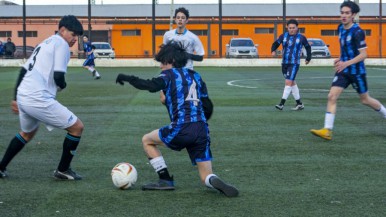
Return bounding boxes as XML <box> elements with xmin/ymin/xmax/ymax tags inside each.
<box><xmin>334</xmin><ymin>60</ymin><xmax>347</xmax><ymax>73</ymax></box>
<box><xmin>116</xmin><ymin>74</ymin><xmax>135</xmax><ymax>85</ymax></box>
<box><xmin>305</xmin><ymin>60</ymin><xmax>310</xmax><ymax>65</ymax></box>
<box><xmin>116</xmin><ymin>73</ymin><xmax>126</xmax><ymax>85</ymax></box>
<box><xmin>11</xmin><ymin>100</ymin><xmax>19</xmax><ymax>114</ymax></box>
<box><xmin>271</xmin><ymin>51</ymin><xmax>276</xmax><ymax>56</ymax></box>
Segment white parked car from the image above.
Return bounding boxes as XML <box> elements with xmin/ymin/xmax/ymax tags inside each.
<box><xmin>91</xmin><ymin>42</ymin><xmax>115</xmax><ymax>59</ymax></box>
<box><xmin>226</xmin><ymin>38</ymin><xmax>258</xmax><ymax>58</ymax></box>
<box><xmin>302</xmin><ymin>38</ymin><xmax>331</xmax><ymax>58</ymax></box>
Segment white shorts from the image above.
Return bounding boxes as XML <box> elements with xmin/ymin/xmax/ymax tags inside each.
<box><xmin>18</xmin><ymin>101</ymin><xmax>78</xmax><ymax>133</ymax></box>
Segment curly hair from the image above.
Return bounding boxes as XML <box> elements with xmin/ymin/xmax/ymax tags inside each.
<box><xmin>155</xmin><ymin>42</ymin><xmax>188</xmax><ymax>68</ymax></box>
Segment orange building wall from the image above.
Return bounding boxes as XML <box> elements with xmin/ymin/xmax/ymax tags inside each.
<box><xmin>111</xmin><ymin>22</ymin><xmax>386</xmax><ymax>58</ymax></box>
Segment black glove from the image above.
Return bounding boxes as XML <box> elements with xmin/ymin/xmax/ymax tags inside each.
<box><xmin>116</xmin><ymin>73</ymin><xmax>135</xmax><ymax>85</ymax></box>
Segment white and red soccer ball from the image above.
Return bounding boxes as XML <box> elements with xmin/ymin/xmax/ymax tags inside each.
<box><xmin>111</xmin><ymin>162</ymin><xmax>138</xmax><ymax>189</ymax></box>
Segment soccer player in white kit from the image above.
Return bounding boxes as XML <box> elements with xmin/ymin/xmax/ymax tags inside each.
<box><xmin>163</xmin><ymin>7</ymin><xmax>205</xmax><ymax>70</ymax></box>
<box><xmin>0</xmin><ymin>15</ymin><xmax>84</xmax><ymax>180</ymax></box>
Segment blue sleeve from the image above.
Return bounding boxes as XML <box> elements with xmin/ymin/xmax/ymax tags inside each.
<box><xmin>354</xmin><ymin>29</ymin><xmax>367</xmax><ymax>50</ymax></box>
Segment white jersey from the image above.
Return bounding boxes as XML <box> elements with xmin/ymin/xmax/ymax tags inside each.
<box><xmin>17</xmin><ymin>34</ymin><xmax>70</xmax><ymax>106</ymax></box>
<box><xmin>163</xmin><ymin>29</ymin><xmax>205</xmax><ymax>69</ymax></box>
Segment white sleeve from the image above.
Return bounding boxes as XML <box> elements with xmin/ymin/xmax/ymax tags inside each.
<box><xmin>53</xmin><ymin>41</ymin><xmax>69</xmax><ymax>73</ymax></box>
<box><xmin>163</xmin><ymin>32</ymin><xmax>169</xmax><ymax>45</ymax></box>
<box><xmin>193</xmin><ymin>35</ymin><xmax>205</xmax><ymax>56</ymax></box>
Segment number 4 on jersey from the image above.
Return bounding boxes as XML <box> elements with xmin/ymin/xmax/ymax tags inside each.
<box><xmin>185</xmin><ymin>80</ymin><xmax>199</xmax><ymax>106</ymax></box>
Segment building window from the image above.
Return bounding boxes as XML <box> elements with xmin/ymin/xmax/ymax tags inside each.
<box><xmin>0</xmin><ymin>31</ymin><xmax>12</xmax><ymax>38</ymax></box>
<box><xmin>155</xmin><ymin>30</ymin><xmax>168</xmax><ymax>36</ymax></box>
<box><xmin>298</xmin><ymin>28</ymin><xmax>305</xmax><ymax>34</ymax></box>
<box><xmin>321</xmin><ymin>30</ymin><xmax>338</xmax><ymax>36</ymax></box>
<box><xmin>190</xmin><ymin>30</ymin><xmax>208</xmax><ymax>36</ymax></box>
<box><xmin>364</xmin><ymin>29</ymin><xmax>371</xmax><ymax>36</ymax></box>
<box><xmin>254</xmin><ymin>28</ymin><xmax>274</xmax><ymax>34</ymax></box>
<box><xmin>122</xmin><ymin>30</ymin><xmax>141</xmax><ymax>36</ymax></box>
<box><xmin>222</xmin><ymin>29</ymin><xmax>238</xmax><ymax>36</ymax></box>
<box><xmin>18</xmin><ymin>31</ymin><xmax>37</xmax><ymax>37</ymax></box>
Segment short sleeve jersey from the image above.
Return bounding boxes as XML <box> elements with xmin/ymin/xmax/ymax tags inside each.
<box><xmin>17</xmin><ymin>34</ymin><xmax>70</xmax><ymax>106</ymax></box>
<box><xmin>83</xmin><ymin>41</ymin><xmax>95</xmax><ymax>59</ymax></box>
<box><xmin>163</xmin><ymin>29</ymin><xmax>205</xmax><ymax>69</ymax></box>
<box><xmin>159</xmin><ymin>67</ymin><xmax>208</xmax><ymax>125</ymax></box>
<box><xmin>338</xmin><ymin>23</ymin><xmax>367</xmax><ymax>75</ymax></box>
<box><xmin>275</xmin><ymin>32</ymin><xmax>309</xmax><ymax>64</ymax></box>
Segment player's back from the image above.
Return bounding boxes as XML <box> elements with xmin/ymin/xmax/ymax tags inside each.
<box><xmin>161</xmin><ymin>67</ymin><xmax>207</xmax><ymax>125</ymax></box>
<box><xmin>17</xmin><ymin>34</ymin><xmax>70</xmax><ymax>105</ymax></box>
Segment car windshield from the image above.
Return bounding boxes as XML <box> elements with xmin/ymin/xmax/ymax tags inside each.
<box><xmin>231</xmin><ymin>40</ymin><xmax>254</xmax><ymax>47</ymax></box>
<box><xmin>93</xmin><ymin>43</ymin><xmax>111</xmax><ymax>49</ymax></box>
<box><xmin>309</xmin><ymin>40</ymin><xmax>325</xmax><ymax>46</ymax></box>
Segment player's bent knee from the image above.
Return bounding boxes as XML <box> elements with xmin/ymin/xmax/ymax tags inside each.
<box><xmin>67</xmin><ymin>119</ymin><xmax>84</xmax><ymax>136</ymax></box>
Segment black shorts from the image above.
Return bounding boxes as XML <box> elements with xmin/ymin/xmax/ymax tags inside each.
<box><xmin>159</xmin><ymin>121</ymin><xmax>212</xmax><ymax>165</ymax></box>
<box><xmin>282</xmin><ymin>64</ymin><xmax>300</xmax><ymax>81</ymax></box>
<box><xmin>331</xmin><ymin>72</ymin><xmax>368</xmax><ymax>94</ymax></box>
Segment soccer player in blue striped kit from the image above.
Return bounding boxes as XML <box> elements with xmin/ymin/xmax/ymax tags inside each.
<box><xmin>82</xmin><ymin>35</ymin><xmax>101</xmax><ymax>79</ymax></box>
<box><xmin>311</xmin><ymin>1</ymin><xmax>386</xmax><ymax>140</ymax></box>
<box><xmin>116</xmin><ymin>42</ymin><xmax>239</xmax><ymax>197</ymax></box>
<box><xmin>271</xmin><ymin>19</ymin><xmax>312</xmax><ymax>111</ymax></box>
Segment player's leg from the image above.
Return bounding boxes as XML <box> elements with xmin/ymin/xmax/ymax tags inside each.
<box><xmin>53</xmin><ymin>118</ymin><xmax>84</xmax><ymax>180</ymax></box>
<box><xmin>197</xmin><ymin>161</ymin><xmax>239</xmax><ymax>197</ymax></box>
<box><xmin>360</xmin><ymin>93</ymin><xmax>386</xmax><ymax>117</ymax></box>
<box><xmin>0</xmin><ymin>105</ymin><xmax>39</xmax><ymax>178</ymax></box>
<box><xmin>354</xmin><ymin>74</ymin><xmax>386</xmax><ymax>117</ymax></box>
<box><xmin>276</xmin><ymin>64</ymin><xmax>293</xmax><ymax>110</ymax></box>
<box><xmin>141</xmin><ymin>129</ymin><xmax>174</xmax><ymax>190</ymax></box>
<box><xmin>290</xmin><ymin>65</ymin><xmax>305</xmax><ymax>110</ymax></box>
<box><xmin>311</xmin><ymin>86</ymin><xmax>344</xmax><ymax>140</ymax></box>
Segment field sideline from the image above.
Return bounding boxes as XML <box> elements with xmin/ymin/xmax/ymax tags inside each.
<box><xmin>0</xmin><ymin>66</ymin><xmax>386</xmax><ymax>217</ymax></box>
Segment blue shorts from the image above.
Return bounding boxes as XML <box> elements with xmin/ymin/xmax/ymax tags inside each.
<box><xmin>282</xmin><ymin>64</ymin><xmax>300</xmax><ymax>81</ymax></box>
<box><xmin>83</xmin><ymin>57</ymin><xmax>95</xmax><ymax>67</ymax></box>
<box><xmin>331</xmin><ymin>72</ymin><xmax>368</xmax><ymax>94</ymax></box>
<box><xmin>159</xmin><ymin>121</ymin><xmax>212</xmax><ymax>165</ymax></box>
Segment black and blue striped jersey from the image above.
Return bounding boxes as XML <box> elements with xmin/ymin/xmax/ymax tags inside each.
<box><xmin>159</xmin><ymin>68</ymin><xmax>208</xmax><ymax>125</ymax></box>
<box><xmin>275</xmin><ymin>32</ymin><xmax>309</xmax><ymax>64</ymax></box>
<box><xmin>83</xmin><ymin>41</ymin><xmax>94</xmax><ymax>59</ymax></box>
<box><xmin>338</xmin><ymin>23</ymin><xmax>367</xmax><ymax>75</ymax></box>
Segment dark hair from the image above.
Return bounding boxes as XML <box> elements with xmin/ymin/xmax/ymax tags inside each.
<box><xmin>174</xmin><ymin>7</ymin><xmax>189</xmax><ymax>19</ymax></box>
<box><xmin>287</xmin><ymin>19</ymin><xmax>298</xmax><ymax>26</ymax></box>
<box><xmin>340</xmin><ymin>1</ymin><xmax>360</xmax><ymax>14</ymax></box>
<box><xmin>155</xmin><ymin>41</ymin><xmax>188</xmax><ymax>68</ymax></box>
<box><xmin>59</xmin><ymin>15</ymin><xmax>83</xmax><ymax>36</ymax></box>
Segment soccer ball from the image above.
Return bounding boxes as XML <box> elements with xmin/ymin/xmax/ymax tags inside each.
<box><xmin>111</xmin><ymin>162</ymin><xmax>138</xmax><ymax>189</ymax></box>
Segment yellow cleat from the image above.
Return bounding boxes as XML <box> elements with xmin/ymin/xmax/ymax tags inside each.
<box><xmin>310</xmin><ymin>128</ymin><xmax>332</xmax><ymax>140</ymax></box>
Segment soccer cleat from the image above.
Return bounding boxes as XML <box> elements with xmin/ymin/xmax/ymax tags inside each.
<box><xmin>275</xmin><ymin>104</ymin><xmax>284</xmax><ymax>110</ymax></box>
<box><xmin>310</xmin><ymin>128</ymin><xmax>332</xmax><ymax>140</ymax></box>
<box><xmin>95</xmin><ymin>76</ymin><xmax>101</xmax><ymax>80</ymax></box>
<box><xmin>53</xmin><ymin>168</ymin><xmax>82</xmax><ymax>180</ymax></box>
<box><xmin>291</xmin><ymin>104</ymin><xmax>305</xmax><ymax>111</ymax></box>
<box><xmin>142</xmin><ymin>179</ymin><xmax>175</xmax><ymax>190</ymax></box>
<box><xmin>0</xmin><ymin>169</ymin><xmax>8</xmax><ymax>178</ymax></box>
<box><xmin>210</xmin><ymin>176</ymin><xmax>239</xmax><ymax>197</ymax></box>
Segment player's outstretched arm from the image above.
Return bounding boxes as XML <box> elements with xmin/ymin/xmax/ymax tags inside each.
<box><xmin>187</xmin><ymin>53</ymin><xmax>203</xmax><ymax>62</ymax></box>
<box><xmin>116</xmin><ymin>73</ymin><xmax>165</xmax><ymax>93</ymax></box>
<box><xmin>201</xmin><ymin>97</ymin><xmax>213</xmax><ymax>120</ymax></box>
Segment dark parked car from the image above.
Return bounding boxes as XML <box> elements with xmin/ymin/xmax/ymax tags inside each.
<box><xmin>14</xmin><ymin>46</ymin><xmax>34</xmax><ymax>58</ymax></box>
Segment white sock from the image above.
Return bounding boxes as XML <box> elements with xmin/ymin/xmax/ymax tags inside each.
<box><xmin>204</xmin><ymin>174</ymin><xmax>217</xmax><ymax>188</ymax></box>
<box><xmin>324</xmin><ymin>112</ymin><xmax>335</xmax><ymax>129</ymax></box>
<box><xmin>376</xmin><ymin>105</ymin><xmax>386</xmax><ymax>118</ymax></box>
<box><xmin>87</xmin><ymin>67</ymin><xmax>94</xmax><ymax>73</ymax></box>
<box><xmin>282</xmin><ymin>86</ymin><xmax>292</xmax><ymax>100</ymax></box>
<box><xmin>94</xmin><ymin>71</ymin><xmax>100</xmax><ymax>77</ymax></box>
<box><xmin>291</xmin><ymin>85</ymin><xmax>300</xmax><ymax>100</ymax></box>
<box><xmin>149</xmin><ymin>156</ymin><xmax>167</xmax><ymax>172</ymax></box>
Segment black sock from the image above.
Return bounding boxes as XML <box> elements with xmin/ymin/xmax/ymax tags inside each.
<box><xmin>58</xmin><ymin>133</ymin><xmax>80</xmax><ymax>172</ymax></box>
<box><xmin>0</xmin><ymin>134</ymin><xmax>27</xmax><ymax>171</ymax></box>
<box><xmin>280</xmin><ymin>99</ymin><xmax>286</xmax><ymax>105</ymax></box>
<box><xmin>296</xmin><ymin>99</ymin><xmax>302</xmax><ymax>105</ymax></box>
<box><xmin>157</xmin><ymin>168</ymin><xmax>173</xmax><ymax>181</ymax></box>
